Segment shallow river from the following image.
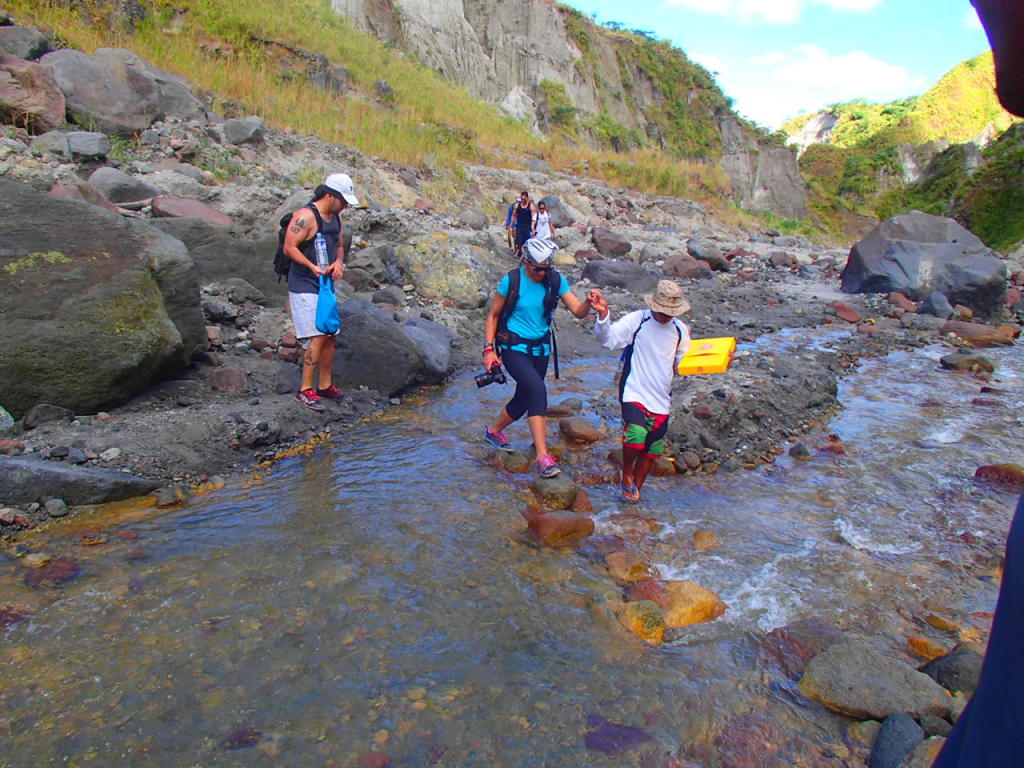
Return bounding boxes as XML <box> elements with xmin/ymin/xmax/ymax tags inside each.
<box><xmin>1</xmin><ymin>333</ymin><xmax>1021</xmax><ymax>767</ymax></box>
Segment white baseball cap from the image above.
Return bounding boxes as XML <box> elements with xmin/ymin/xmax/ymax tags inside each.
<box><xmin>324</xmin><ymin>173</ymin><xmax>359</xmax><ymax>206</ymax></box>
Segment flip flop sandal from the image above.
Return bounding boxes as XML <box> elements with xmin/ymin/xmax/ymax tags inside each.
<box><xmin>621</xmin><ymin>483</ymin><xmax>640</xmax><ymax>504</ymax></box>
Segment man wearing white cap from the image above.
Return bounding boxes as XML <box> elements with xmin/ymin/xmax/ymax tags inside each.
<box><xmin>589</xmin><ymin>280</ymin><xmax>691</xmax><ymax>502</ymax></box>
<box><xmin>282</xmin><ymin>173</ymin><xmax>359</xmax><ymax>411</ymax></box>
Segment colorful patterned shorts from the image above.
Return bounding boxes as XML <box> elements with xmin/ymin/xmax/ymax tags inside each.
<box><xmin>621</xmin><ymin>401</ymin><xmax>669</xmax><ymax>458</ymax></box>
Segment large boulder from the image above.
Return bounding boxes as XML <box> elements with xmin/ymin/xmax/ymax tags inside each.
<box><xmin>0</xmin><ymin>179</ymin><xmax>206</xmax><ymax>418</ymax></box>
<box><xmin>0</xmin><ymin>53</ymin><xmax>65</xmax><ymax>133</ymax></box>
<box><xmin>40</xmin><ymin>47</ymin><xmax>205</xmax><ymax>136</ymax></box>
<box><xmin>538</xmin><ymin>195</ymin><xmax>574</xmax><ymax>228</ymax></box>
<box><xmin>331</xmin><ymin>299</ymin><xmax>433</xmax><ymax>395</ymax></box>
<box><xmin>591</xmin><ymin>226</ymin><xmax>632</xmax><ymax>258</ymax></box>
<box><xmin>0</xmin><ymin>456</ymin><xmax>158</xmax><ymax>505</ymax></box>
<box><xmin>400</xmin><ymin>317</ymin><xmax>454</xmax><ymax>379</ymax></box>
<box><xmin>581</xmin><ymin>260</ymin><xmax>658</xmax><ymax>294</ymax></box>
<box><xmin>395</xmin><ymin>232</ymin><xmax>493</xmax><ymax>309</ymax></box>
<box><xmin>0</xmin><ymin>25</ymin><xmax>51</xmax><ymax>60</ymax></box>
<box><xmin>146</xmin><ymin>217</ymin><xmax>287</xmax><ymax>299</ymax></box>
<box><xmin>88</xmin><ymin>166</ymin><xmax>164</xmax><ymax>203</ymax></box>
<box><xmin>841</xmin><ymin>211</ymin><xmax>1007</xmax><ymax>318</ymax></box>
<box><xmin>151</xmin><ymin>196</ymin><xmax>233</xmax><ymax>227</ymax></box>
<box><xmin>799</xmin><ymin>640</ymin><xmax>954</xmax><ymax>720</ymax></box>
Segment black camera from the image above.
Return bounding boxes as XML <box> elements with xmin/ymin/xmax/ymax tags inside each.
<box><xmin>475</xmin><ymin>363</ymin><xmax>507</xmax><ymax>388</ymax></box>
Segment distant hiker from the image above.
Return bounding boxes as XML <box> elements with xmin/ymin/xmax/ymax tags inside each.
<box><xmin>283</xmin><ymin>173</ymin><xmax>359</xmax><ymax>411</ymax></box>
<box><xmin>589</xmin><ymin>280</ymin><xmax>691</xmax><ymax>503</ymax></box>
<box><xmin>508</xmin><ymin>190</ymin><xmax>536</xmax><ymax>261</ymax></box>
<box><xmin>534</xmin><ymin>200</ymin><xmax>552</xmax><ymax>240</ymax></box>
<box><xmin>482</xmin><ymin>237</ymin><xmax>595</xmax><ymax>478</ymax></box>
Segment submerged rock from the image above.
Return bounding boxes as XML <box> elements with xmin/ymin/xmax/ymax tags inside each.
<box><xmin>617</xmin><ymin>600</ymin><xmax>664</xmax><ymax>645</ymax></box>
<box><xmin>799</xmin><ymin>640</ymin><xmax>953</xmax><ymax>719</ymax></box>
<box><xmin>522</xmin><ymin>506</ymin><xmax>593</xmax><ymax>547</ymax></box>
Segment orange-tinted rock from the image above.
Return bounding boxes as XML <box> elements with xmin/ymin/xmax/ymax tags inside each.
<box><xmin>0</xmin><ymin>439</ymin><xmax>26</xmax><ymax>455</ymax></box>
<box><xmin>546</xmin><ymin>403</ymin><xmax>574</xmax><ymax>418</ymax></box>
<box><xmin>830</xmin><ymin>301</ymin><xmax>861</xmax><ymax>323</ymax></box>
<box><xmin>605</xmin><ymin>551</ymin><xmax>658</xmax><ymax>583</ymax></box>
<box><xmin>888</xmin><ymin>292</ymin><xmax>918</xmax><ymax>312</ymax></box>
<box><xmin>151</xmin><ymin>196</ymin><xmax>233</xmax><ymax>226</ymax></box>
<box><xmin>941</xmin><ymin>320</ymin><xmax>1014</xmax><ymax>348</ymax></box>
<box><xmin>926</xmin><ymin>615</ymin><xmax>960</xmax><ymax>633</ymax></box>
<box><xmin>650</xmin><ymin>457</ymin><xmax>677</xmax><ymax>476</ymax></box>
<box><xmin>523</xmin><ymin>507</ymin><xmax>594</xmax><ymax>547</ymax></box>
<box><xmin>559</xmin><ymin>416</ymin><xmax>603</xmax><ymax>444</ymax></box>
<box><xmin>680</xmin><ymin>451</ymin><xmax>701</xmax><ymax>469</ymax></box>
<box><xmin>607</xmin><ymin>448</ymin><xmax>623</xmax><ymax>466</ymax></box>
<box><xmin>908</xmin><ymin>636</ymin><xmax>947</xmax><ymax>660</ymax></box>
<box><xmin>975</xmin><ymin>463</ymin><xmax>1024</xmax><ymax>485</ymax></box>
<box><xmin>49</xmin><ymin>182</ymin><xmax>118</xmax><ymax>214</ymax></box>
<box><xmin>623</xmin><ymin>577</ymin><xmax>668</xmax><ymax>604</ymax></box>
<box><xmin>761</xmin><ymin>619</ymin><xmax>846</xmax><ymax>679</ymax></box>
<box><xmin>693</xmin><ymin>530</ymin><xmax>720</xmax><ymax>550</ymax></box>
<box><xmin>819</xmin><ymin>440</ymin><xmax>847</xmax><ymax>456</ymax></box>
<box><xmin>1004</xmin><ymin>288</ymin><xmax>1021</xmax><ymax>308</ymax></box>
<box><xmin>659</xmin><ymin>580</ymin><xmax>727</xmax><ymax>628</ymax></box>
<box><xmin>953</xmin><ymin>305</ymin><xmax>974</xmax><ymax>321</ymax></box>
<box><xmin>278</xmin><ymin>347</ymin><xmax>302</xmax><ymax>363</ymax></box>
<box><xmin>996</xmin><ymin>324</ymin><xmax>1021</xmax><ymax>339</ymax></box>
<box><xmin>570</xmin><ymin>488</ymin><xmax>594</xmax><ymax>515</ymax></box>
<box><xmin>618</xmin><ymin>600</ymin><xmax>665</xmax><ymax>645</ymax></box>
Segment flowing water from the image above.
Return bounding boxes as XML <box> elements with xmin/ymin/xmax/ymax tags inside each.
<box><xmin>1</xmin><ymin>333</ymin><xmax>1022</xmax><ymax>767</ymax></box>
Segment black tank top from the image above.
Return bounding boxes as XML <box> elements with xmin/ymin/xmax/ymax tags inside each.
<box><xmin>514</xmin><ymin>202</ymin><xmax>532</xmax><ymax>231</ymax></box>
<box><xmin>286</xmin><ymin>205</ymin><xmax>341</xmax><ymax>295</ymax></box>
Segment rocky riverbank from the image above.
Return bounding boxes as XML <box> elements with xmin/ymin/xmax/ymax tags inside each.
<box><xmin>1</xmin><ymin>25</ymin><xmax>1022</xmax><ymax>538</ymax></box>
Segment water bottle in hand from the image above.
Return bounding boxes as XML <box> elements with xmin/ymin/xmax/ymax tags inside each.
<box><xmin>314</xmin><ymin>232</ymin><xmax>329</xmax><ymax>270</ymax></box>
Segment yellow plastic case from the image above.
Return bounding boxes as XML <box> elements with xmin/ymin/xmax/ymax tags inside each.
<box><xmin>677</xmin><ymin>337</ymin><xmax>736</xmax><ymax>375</ymax></box>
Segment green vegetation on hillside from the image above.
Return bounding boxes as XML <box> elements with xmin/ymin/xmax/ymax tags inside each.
<box><xmin>877</xmin><ymin>123</ymin><xmax>1024</xmax><ymax>251</ymax></box>
<box><xmin>10</xmin><ymin>0</ymin><xmax>739</xmax><ymax>206</ymax></box>
<box><xmin>784</xmin><ymin>52</ymin><xmax>1022</xmax><ymax>248</ymax></box>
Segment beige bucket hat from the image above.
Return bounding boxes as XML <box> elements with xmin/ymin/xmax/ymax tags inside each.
<box><xmin>644</xmin><ymin>279</ymin><xmax>691</xmax><ymax>316</ymax></box>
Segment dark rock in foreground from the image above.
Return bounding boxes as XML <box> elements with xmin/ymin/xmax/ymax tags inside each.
<box><xmin>0</xmin><ymin>456</ymin><xmax>158</xmax><ymax>505</ymax></box>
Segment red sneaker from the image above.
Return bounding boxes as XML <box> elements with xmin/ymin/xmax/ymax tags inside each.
<box><xmin>295</xmin><ymin>388</ymin><xmax>325</xmax><ymax>411</ymax></box>
<box><xmin>316</xmin><ymin>385</ymin><xmax>343</xmax><ymax>399</ymax></box>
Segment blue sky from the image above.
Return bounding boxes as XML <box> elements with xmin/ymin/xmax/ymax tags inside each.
<box><xmin>563</xmin><ymin>0</ymin><xmax>991</xmax><ymax>129</ymax></box>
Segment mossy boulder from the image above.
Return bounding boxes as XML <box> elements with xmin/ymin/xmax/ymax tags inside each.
<box><xmin>395</xmin><ymin>232</ymin><xmax>494</xmax><ymax>309</ymax></box>
<box><xmin>0</xmin><ymin>179</ymin><xmax>205</xmax><ymax>418</ymax></box>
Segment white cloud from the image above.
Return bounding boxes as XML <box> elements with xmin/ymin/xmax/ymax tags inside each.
<box><xmin>690</xmin><ymin>52</ymin><xmax>730</xmax><ymax>78</ymax></box>
<box><xmin>716</xmin><ymin>44</ymin><xmax>928</xmax><ymax>128</ymax></box>
<box><xmin>663</xmin><ymin>0</ymin><xmax>881</xmax><ymax>24</ymax></box>
<box><xmin>962</xmin><ymin>8</ymin><xmax>984</xmax><ymax>30</ymax></box>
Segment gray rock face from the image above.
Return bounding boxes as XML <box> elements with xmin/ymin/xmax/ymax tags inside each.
<box><xmin>717</xmin><ymin>112</ymin><xmax>808</xmax><ymax>220</ymax></box>
<box><xmin>40</xmin><ymin>47</ymin><xmax>205</xmax><ymax>136</ymax></box>
<box><xmin>0</xmin><ymin>456</ymin><xmax>158</xmax><ymax>505</ymax></box>
<box><xmin>396</xmin><ymin>233</ymin><xmax>494</xmax><ymax>309</ymax></box>
<box><xmin>917</xmin><ymin>291</ymin><xmax>954</xmax><ymax>319</ymax></box>
<box><xmin>332</xmin><ymin>299</ymin><xmax>435</xmax><ymax>395</ymax></box>
<box><xmin>868</xmin><ymin>712</ymin><xmax>925</xmax><ymax>768</ymax></box>
<box><xmin>799</xmin><ymin>640</ymin><xmax>953</xmax><ymax>720</ymax></box>
<box><xmin>401</xmin><ymin>316</ymin><xmax>455</xmax><ymax>378</ymax></box>
<box><xmin>591</xmin><ymin>226</ymin><xmax>632</xmax><ymax>258</ymax></box>
<box><xmin>29</xmin><ymin>129</ymin><xmax>70</xmax><ymax>159</ymax></box>
<box><xmin>333</xmin><ymin>0</ymin><xmax>807</xmax><ymax>221</ymax></box>
<box><xmin>0</xmin><ymin>53</ymin><xmax>65</xmax><ymax>133</ymax></box>
<box><xmin>65</xmin><ymin>131</ymin><xmax>111</xmax><ymax>159</ymax></box>
<box><xmin>222</xmin><ymin>116</ymin><xmax>265</xmax><ymax>145</ymax></box>
<box><xmin>687</xmin><ymin>238</ymin><xmax>729</xmax><ymax>271</ymax></box>
<box><xmin>458</xmin><ymin>208</ymin><xmax>488</xmax><ymax>230</ymax></box>
<box><xmin>147</xmin><ymin>217</ymin><xmax>290</xmax><ymax>300</ymax></box>
<box><xmin>538</xmin><ymin>195</ymin><xmax>573</xmax><ymax>228</ymax></box>
<box><xmin>88</xmin><ymin>166</ymin><xmax>164</xmax><ymax>203</ymax></box>
<box><xmin>581</xmin><ymin>260</ymin><xmax>657</xmax><ymax>294</ymax></box>
<box><xmin>919</xmin><ymin>649</ymin><xmax>984</xmax><ymax>695</ymax></box>
<box><xmin>0</xmin><ymin>25</ymin><xmax>51</xmax><ymax>60</ymax></box>
<box><xmin>373</xmin><ymin>285</ymin><xmax>407</xmax><ymax>305</ymax></box>
<box><xmin>0</xmin><ymin>179</ymin><xmax>205</xmax><ymax>418</ymax></box>
<box><xmin>841</xmin><ymin>211</ymin><xmax>1007</xmax><ymax>318</ymax></box>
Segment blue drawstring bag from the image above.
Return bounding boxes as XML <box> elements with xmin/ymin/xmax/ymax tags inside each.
<box><xmin>315</xmin><ymin>274</ymin><xmax>340</xmax><ymax>334</ymax></box>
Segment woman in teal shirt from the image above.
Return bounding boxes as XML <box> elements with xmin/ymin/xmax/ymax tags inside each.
<box><xmin>481</xmin><ymin>241</ymin><xmax>595</xmax><ymax>477</ymax></box>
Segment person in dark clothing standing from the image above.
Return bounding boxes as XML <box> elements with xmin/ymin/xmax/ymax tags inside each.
<box><xmin>282</xmin><ymin>173</ymin><xmax>358</xmax><ymax>411</ymax></box>
<box><xmin>932</xmin><ymin>4</ymin><xmax>1024</xmax><ymax>765</ymax></box>
<box><xmin>509</xmin><ymin>190</ymin><xmax>536</xmax><ymax>261</ymax></box>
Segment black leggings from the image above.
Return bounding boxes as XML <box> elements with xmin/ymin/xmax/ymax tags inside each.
<box><xmin>501</xmin><ymin>349</ymin><xmax>549</xmax><ymax>420</ymax></box>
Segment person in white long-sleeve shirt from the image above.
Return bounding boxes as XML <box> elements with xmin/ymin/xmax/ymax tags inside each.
<box><xmin>589</xmin><ymin>280</ymin><xmax>691</xmax><ymax>503</ymax></box>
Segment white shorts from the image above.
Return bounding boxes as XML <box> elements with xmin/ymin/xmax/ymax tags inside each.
<box><xmin>288</xmin><ymin>291</ymin><xmax>338</xmax><ymax>344</ymax></box>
